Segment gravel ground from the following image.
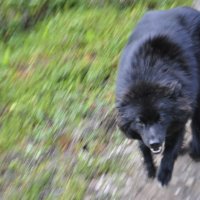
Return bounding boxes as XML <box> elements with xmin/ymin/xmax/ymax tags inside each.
<box><xmin>84</xmin><ymin>121</ymin><xmax>200</xmax><ymax>200</ymax></box>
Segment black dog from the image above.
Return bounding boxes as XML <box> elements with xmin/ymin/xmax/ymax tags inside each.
<box><xmin>116</xmin><ymin>7</ymin><xmax>200</xmax><ymax>186</ymax></box>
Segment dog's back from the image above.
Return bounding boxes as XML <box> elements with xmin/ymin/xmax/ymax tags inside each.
<box><xmin>128</xmin><ymin>7</ymin><xmax>200</xmax><ymax>46</ymax></box>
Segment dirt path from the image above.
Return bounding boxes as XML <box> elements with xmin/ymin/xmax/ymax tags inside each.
<box><xmin>84</xmin><ymin>124</ymin><xmax>200</xmax><ymax>200</ymax></box>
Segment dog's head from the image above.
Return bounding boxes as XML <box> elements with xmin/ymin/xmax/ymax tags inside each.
<box><xmin>116</xmin><ymin>81</ymin><xmax>192</xmax><ymax>154</ymax></box>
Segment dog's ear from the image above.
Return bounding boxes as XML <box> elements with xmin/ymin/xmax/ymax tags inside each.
<box><xmin>126</xmin><ymin>130</ymin><xmax>141</xmax><ymax>140</ymax></box>
<box><xmin>116</xmin><ymin>111</ymin><xmax>128</xmax><ymax>133</ymax></box>
<box><xmin>116</xmin><ymin>113</ymin><xmax>141</xmax><ymax>140</ymax></box>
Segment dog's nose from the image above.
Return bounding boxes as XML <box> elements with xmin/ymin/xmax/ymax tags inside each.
<box><xmin>150</xmin><ymin>142</ymin><xmax>161</xmax><ymax>150</ymax></box>
<box><xmin>149</xmin><ymin>138</ymin><xmax>161</xmax><ymax>150</ymax></box>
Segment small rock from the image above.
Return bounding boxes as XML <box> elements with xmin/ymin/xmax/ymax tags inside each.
<box><xmin>95</xmin><ymin>175</ymin><xmax>105</xmax><ymax>191</ymax></box>
<box><xmin>185</xmin><ymin>177</ymin><xmax>195</xmax><ymax>187</ymax></box>
<box><xmin>174</xmin><ymin>187</ymin><xmax>181</xmax><ymax>196</ymax></box>
<box><xmin>171</xmin><ymin>176</ymin><xmax>179</xmax><ymax>185</ymax></box>
<box><xmin>182</xmin><ymin>165</ymin><xmax>188</xmax><ymax>172</ymax></box>
<box><xmin>104</xmin><ymin>184</ymin><xmax>111</xmax><ymax>194</ymax></box>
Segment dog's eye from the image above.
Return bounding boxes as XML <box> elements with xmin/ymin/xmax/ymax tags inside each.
<box><xmin>135</xmin><ymin>118</ymin><xmax>145</xmax><ymax>127</ymax></box>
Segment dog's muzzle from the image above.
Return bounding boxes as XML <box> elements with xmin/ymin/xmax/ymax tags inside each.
<box><xmin>150</xmin><ymin>146</ymin><xmax>162</xmax><ymax>154</ymax></box>
<box><xmin>150</xmin><ymin>143</ymin><xmax>163</xmax><ymax>154</ymax></box>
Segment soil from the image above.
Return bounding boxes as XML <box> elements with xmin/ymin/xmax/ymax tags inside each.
<box><xmin>84</xmin><ymin>122</ymin><xmax>200</xmax><ymax>200</ymax></box>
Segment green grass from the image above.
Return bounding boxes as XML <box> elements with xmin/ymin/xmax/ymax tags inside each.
<box><xmin>0</xmin><ymin>0</ymin><xmax>192</xmax><ymax>199</ymax></box>
<box><xmin>0</xmin><ymin>7</ymin><xmax>133</xmax><ymax>149</ymax></box>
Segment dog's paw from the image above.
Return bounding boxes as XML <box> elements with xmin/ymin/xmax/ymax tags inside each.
<box><xmin>189</xmin><ymin>142</ymin><xmax>200</xmax><ymax>161</ymax></box>
<box><xmin>179</xmin><ymin>146</ymin><xmax>188</xmax><ymax>156</ymax></box>
<box><xmin>157</xmin><ymin>167</ymin><xmax>172</xmax><ymax>186</ymax></box>
<box><xmin>189</xmin><ymin>151</ymin><xmax>200</xmax><ymax>161</ymax></box>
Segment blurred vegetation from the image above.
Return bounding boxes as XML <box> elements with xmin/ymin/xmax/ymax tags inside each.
<box><xmin>0</xmin><ymin>0</ymin><xmax>192</xmax><ymax>40</ymax></box>
<box><xmin>0</xmin><ymin>0</ymin><xmax>192</xmax><ymax>199</ymax></box>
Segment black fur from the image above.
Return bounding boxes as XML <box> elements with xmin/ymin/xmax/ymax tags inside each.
<box><xmin>116</xmin><ymin>7</ymin><xmax>200</xmax><ymax>186</ymax></box>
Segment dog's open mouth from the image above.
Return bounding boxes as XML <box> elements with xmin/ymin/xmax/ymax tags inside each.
<box><xmin>150</xmin><ymin>146</ymin><xmax>162</xmax><ymax>154</ymax></box>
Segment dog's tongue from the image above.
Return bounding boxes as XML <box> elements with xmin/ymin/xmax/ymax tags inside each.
<box><xmin>150</xmin><ymin>146</ymin><xmax>162</xmax><ymax>154</ymax></box>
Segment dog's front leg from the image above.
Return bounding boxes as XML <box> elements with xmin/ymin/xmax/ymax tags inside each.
<box><xmin>157</xmin><ymin>129</ymin><xmax>184</xmax><ymax>186</ymax></box>
<box><xmin>139</xmin><ymin>141</ymin><xmax>156</xmax><ymax>178</ymax></box>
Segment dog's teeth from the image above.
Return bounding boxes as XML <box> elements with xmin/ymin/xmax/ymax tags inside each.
<box><xmin>151</xmin><ymin>147</ymin><xmax>162</xmax><ymax>154</ymax></box>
